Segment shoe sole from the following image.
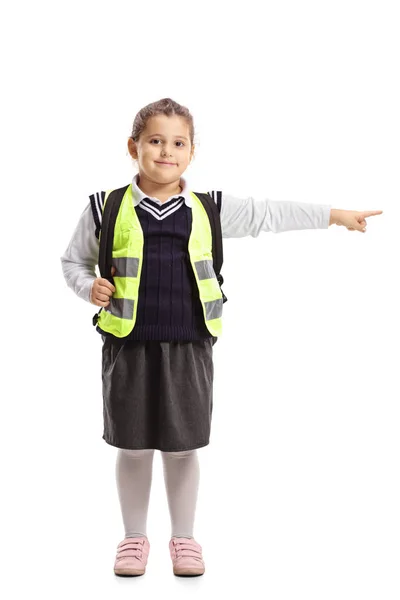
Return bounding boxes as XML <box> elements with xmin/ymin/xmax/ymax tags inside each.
<box><xmin>114</xmin><ymin>568</ymin><xmax>145</xmax><ymax>576</ymax></box>
<box><xmin>173</xmin><ymin>568</ymin><xmax>205</xmax><ymax>577</ymax></box>
<box><xmin>174</xmin><ymin>573</ymin><xmax>204</xmax><ymax>577</ymax></box>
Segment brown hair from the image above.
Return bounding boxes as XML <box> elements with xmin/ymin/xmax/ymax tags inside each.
<box><xmin>130</xmin><ymin>97</ymin><xmax>195</xmax><ymax>147</ymax></box>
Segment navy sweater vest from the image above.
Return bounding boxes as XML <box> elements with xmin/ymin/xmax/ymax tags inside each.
<box><xmin>97</xmin><ymin>196</ymin><xmax>212</xmax><ymax>342</ymax></box>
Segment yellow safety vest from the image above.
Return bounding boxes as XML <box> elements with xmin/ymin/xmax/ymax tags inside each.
<box><xmin>97</xmin><ymin>184</ymin><xmax>223</xmax><ymax>338</ymax></box>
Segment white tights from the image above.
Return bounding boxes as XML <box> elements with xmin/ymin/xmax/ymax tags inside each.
<box><xmin>115</xmin><ymin>448</ymin><xmax>200</xmax><ymax>540</ymax></box>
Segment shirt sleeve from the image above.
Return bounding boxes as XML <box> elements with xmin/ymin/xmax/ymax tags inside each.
<box><xmin>208</xmin><ymin>190</ymin><xmax>332</xmax><ymax>238</ymax></box>
<box><xmin>60</xmin><ymin>200</ymin><xmax>100</xmax><ymax>303</ymax></box>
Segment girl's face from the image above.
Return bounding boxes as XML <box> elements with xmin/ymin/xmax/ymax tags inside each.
<box><xmin>128</xmin><ymin>114</ymin><xmax>194</xmax><ymax>182</ymax></box>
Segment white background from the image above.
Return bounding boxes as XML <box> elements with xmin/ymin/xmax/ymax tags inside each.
<box><xmin>1</xmin><ymin>1</ymin><xmax>399</xmax><ymax>598</ymax></box>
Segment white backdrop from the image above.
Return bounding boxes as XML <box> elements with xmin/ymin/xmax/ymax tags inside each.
<box><xmin>2</xmin><ymin>1</ymin><xmax>399</xmax><ymax>598</ymax></box>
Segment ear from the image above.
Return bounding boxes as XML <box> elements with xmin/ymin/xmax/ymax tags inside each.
<box><xmin>190</xmin><ymin>144</ymin><xmax>195</xmax><ymax>162</ymax></box>
<box><xmin>128</xmin><ymin>137</ymin><xmax>138</xmax><ymax>160</ymax></box>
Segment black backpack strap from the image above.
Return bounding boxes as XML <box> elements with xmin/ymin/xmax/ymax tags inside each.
<box><xmin>92</xmin><ymin>184</ymin><xmax>130</xmax><ymax>326</ymax></box>
<box><xmin>193</xmin><ymin>192</ymin><xmax>227</xmax><ymax>303</ymax></box>
<box><xmin>207</xmin><ymin>190</ymin><xmax>222</xmax><ymax>216</ymax></box>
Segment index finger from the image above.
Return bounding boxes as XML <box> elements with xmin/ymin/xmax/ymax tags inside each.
<box><xmin>362</xmin><ymin>210</ymin><xmax>383</xmax><ymax>217</ymax></box>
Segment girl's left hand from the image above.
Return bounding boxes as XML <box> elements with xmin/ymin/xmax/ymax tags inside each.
<box><xmin>330</xmin><ymin>209</ymin><xmax>383</xmax><ymax>233</ymax></box>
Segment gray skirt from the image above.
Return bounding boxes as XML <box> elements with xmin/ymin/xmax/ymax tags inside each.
<box><xmin>101</xmin><ymin>335</ymin><xmax>217</xmax><ymax>452</ymax></box>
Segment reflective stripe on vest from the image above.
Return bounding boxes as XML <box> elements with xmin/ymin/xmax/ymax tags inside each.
<box><xmin>97</xmin><ymin>185</ymin><xmax>223</xmax><ymax>338</ymax></box>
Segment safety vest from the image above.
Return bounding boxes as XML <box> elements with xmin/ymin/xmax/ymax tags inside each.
<box><xmin>96</xmin><ymin>184</ymin><xmax>224</xmax><ymax>338</ymax></box>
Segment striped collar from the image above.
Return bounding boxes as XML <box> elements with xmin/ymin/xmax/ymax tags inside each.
<box><xmin>130</xmin><ymin>172</ymin><xmax>192</xmax><ymax>208</ymax></box>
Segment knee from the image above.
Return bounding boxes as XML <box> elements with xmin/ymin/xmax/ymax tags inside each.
<box><xmin>162</xmin><ymin>449</ymin><xmax>197</xmax><ymax>459</ymax></box>
<box><xmin>118</xmin><ymin>448</ymin><xmax>155</xmax><ymax>459</ymax></box>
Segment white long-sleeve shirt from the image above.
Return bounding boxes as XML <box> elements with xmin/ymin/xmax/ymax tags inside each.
<box><xmin>60</xmin><ymin>173</ymin><xmax>332</xmax><ymax>304</ymax></box>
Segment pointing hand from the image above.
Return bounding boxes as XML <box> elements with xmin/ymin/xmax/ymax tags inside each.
<box><xmin>329</xmin><ymin>209</ymin><xmax>383</xmax><ymax>232</ymax></box>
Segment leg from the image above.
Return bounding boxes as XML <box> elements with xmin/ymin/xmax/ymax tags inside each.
<box><xmin>115</xmin><ymin>448</ymin><xmax>155</xmax><ymax>538</ymax></box>
<box><xmin>161</xmin><ymin>449</ymin><xmax>200</xmax><ymax>539</ymax></box>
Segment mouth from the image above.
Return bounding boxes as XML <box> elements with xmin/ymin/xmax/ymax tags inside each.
<box><xmin>155</xmin><ymin>161</ymin><xmax>176</xmax><ymax>166</ymax></box>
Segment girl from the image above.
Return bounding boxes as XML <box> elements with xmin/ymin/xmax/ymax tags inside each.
<box><xmin>60</xmin><ymin>97</ymin><xmax>382</xmax><ymax>578</ymax></box>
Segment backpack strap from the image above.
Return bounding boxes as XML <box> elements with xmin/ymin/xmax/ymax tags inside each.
<box><xmin>193</xmin><ymin>192</ymin><xmax>227</xmax><ymax>304</ymax></box>
<box><xmin>92</xmin><ymin>184</ymin><xmax>130</xmax><ymax>326</ymax></box>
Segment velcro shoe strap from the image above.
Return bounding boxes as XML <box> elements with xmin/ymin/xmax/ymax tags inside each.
<box><xmin>177</xmin><ymin>551</ymin><xmax>203</xmax><ymax>560</ymax></box>
<box><xmin>118</xmin><ymin>539</ymin><xmax>144</xmax><ymax>549</ymax></box>
<box><xmin>118</xmin><ymin>548</ymin><xmax>143</xmax><ymax>557</ymax></box>
<box><xmin>175</xmin><ymin>541</ymin><xmax>201</xmax><ymax>551</ymax></box>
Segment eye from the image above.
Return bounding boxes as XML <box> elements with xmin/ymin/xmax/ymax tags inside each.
<box><xmin>150</xmin><ymin>139</ymin><xmax>185</xmax><ymax>147</ymax></box>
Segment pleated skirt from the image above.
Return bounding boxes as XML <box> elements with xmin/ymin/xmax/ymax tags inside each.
<box><xmin>101</xmin><ymin>335</ymin><xmax>217</xmax><ymax>452</ymax></box>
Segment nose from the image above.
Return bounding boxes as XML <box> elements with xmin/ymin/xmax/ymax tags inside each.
<box><xmin>161</xmin><ymin>144</ymin><xmax>173</xmax><ymax>157</ymax></box>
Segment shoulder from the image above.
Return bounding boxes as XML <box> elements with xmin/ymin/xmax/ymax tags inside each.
<box><xmin>206</xmin><ymin>190</ymin><xmax>222</xmax><ymax>214</ymax></box>
<box><xmin>89</xmin><ymin>190</ymin><xmax>106</xmax><ymax>219</ymax></box>
<box><xmin>88</xmin><ymin>191</ymin><xmax>106</xmax><ymax>239</ymax></box>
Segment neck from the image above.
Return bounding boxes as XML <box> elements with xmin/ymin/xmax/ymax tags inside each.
<box><xmin>137</xmin><ymin>173</ymin><xmax>182</xmax><ymax>202</ymax></box>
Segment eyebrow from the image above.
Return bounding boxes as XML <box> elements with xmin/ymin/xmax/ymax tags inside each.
<box><xmin>146</xmin><ymin>133</ymin><xmax>189</xmax><ymax>141</ymax></box>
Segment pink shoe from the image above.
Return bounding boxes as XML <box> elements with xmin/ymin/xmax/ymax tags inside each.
<box><xmin>114</xmin><ymin>536</ymin><xmax>150</xmax><ymax>576</ymax></box>
<box><xmin>169</xmin><ymin>537</ymin><xmax>205</xmax><ymax>576</ymax></box>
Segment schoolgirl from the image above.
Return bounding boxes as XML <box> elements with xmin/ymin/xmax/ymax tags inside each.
<box><xmin>60</xmin><ymin>97</ymin><xmax>382</xmax><ymax>577</ymax></box>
